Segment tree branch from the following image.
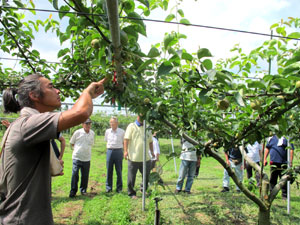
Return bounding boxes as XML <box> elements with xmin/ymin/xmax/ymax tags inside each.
<box><xmin>0</xmin><ymin>19</ymin><xmax>36</xmax><ymax>73</ymax></box>
<box><xmin>65</xmin><ymin>0</ymin><xmax>111</xmax><ymax>44</ymax></box>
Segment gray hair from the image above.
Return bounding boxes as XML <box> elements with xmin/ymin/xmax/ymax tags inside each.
<box><xmin>17</xmin><ymin>74</ymin><xmax>44</xmax><ymax>108</ymax></box>
<box><xmin>3</xmin><ymin>74</ymin><xmax>44</xmax><ymax>113</ymax></box>
<box><xmin>110</xmin><ymin>116</ymin><xmax>118</xmax><ymax>122</ymax></box>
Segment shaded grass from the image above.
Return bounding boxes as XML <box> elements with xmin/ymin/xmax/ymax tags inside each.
<box><xmin>48</xmin><ymin>135</ymin><xmax>300</xmax><ymax>224</ymax></box>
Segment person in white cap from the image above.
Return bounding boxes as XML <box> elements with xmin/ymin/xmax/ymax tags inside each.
<box><xmin>69</xmin><ymin>118</ymin><xmax>95</xmax><ymax>197</ymax></box>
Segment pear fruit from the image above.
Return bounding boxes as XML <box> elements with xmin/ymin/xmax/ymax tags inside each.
<box><xmin>296</xmin><ymin>81</ymin><xmax>300</xmax><ymax>89</ymax></box>
<box><xmin>217</xmin><ymin>99</ymin><xmax>230</xmax><ymax>110</ymax></box>
<box><xmin>91</xmin><ymin>39</ymin><xmax>100</xmax><ymax>49</ymax></box>
<box><xmin>250</xmin><ymin>100</ymin><xmax>261</xmax><ymax>110</ymax></box>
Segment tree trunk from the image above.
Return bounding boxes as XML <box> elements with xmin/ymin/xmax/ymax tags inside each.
<box><xmin>258</xmin><ymin>207</ymin><xmax>270</xmax><ymax>225</ymax></box>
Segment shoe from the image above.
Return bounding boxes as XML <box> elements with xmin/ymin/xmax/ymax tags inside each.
<box><xmin>116</xmin><ymin>190</ymin><xmax>122</xmax><ymax>193</ymax></box>
<box><xmin>106</xmin><ymin>189</ymin><xmax>112</xmax><ymax>193</ymax></box>
<box><xmin>69</xmin><ymin>192</ymin><xmax>76</xmax><ymax>198</ymax></box>
<box><xmin>81</xmin><ymin>191</ymin><xmax>87</xmax><ymax>195</ymax></box>
<box><xmin>221</xmin><ymin>187</ymin><xmax>229</xmax><ymax>192</ymax></box>
<box><xmin>236</xmin><ymin>190</ymin><xmax>241</xmax><ymax>193</ymax></box>
<box><xmin>184</xmin><ymin>190</ymin><xmax>191</xmax><ymax>194</ymax></box>
<box><xmin>130</xmin><ymin>195</ymin><xmax>138</xmax><ymax>199</ymax></box>
<box><xmin>175</xmin><ymin>189</ymin><xmax>182</xmax><ymax>194</ymax></box>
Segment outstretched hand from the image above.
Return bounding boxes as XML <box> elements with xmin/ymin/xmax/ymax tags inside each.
<box><xmin>86</xmin><ymin>77</ymin><xmax>107</xmax><ymax>99</ymax></box>
<box><xmin>1</xmin><ymin>120</ymin><xmax>10</xmax><ymax>128</ymax></box>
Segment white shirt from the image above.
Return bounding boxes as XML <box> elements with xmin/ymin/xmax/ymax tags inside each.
<box><xmin>180</xmin><ymin>141</ymin><xmax>197</xmax><ymax>161</ymax></box>
<box><xmin>70</xmin><ymin>128</ymin><xmax>95</xmax><ymax>161</ymax></box>
<box><xmin>149</xmin><ymin>136</ymin><xmax>160</xmax><ymax>160</ymax></box>
<box><xmin>246</xmin><ymin>141</ymin><xmax>261</xmax><ymax>163</ymax></box>
<box><xmin>104</xmin><ymin>127</ymin><xmax>125</xmax><ymax>149</ymax></box>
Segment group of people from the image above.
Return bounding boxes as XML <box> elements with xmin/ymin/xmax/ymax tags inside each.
<box><xmin>68</xmin><ymin>114</ymin><xmax>160</xmax><ymax>200</ymax></box>
<box><xmin>0</xmin><ymin>73</ymin><xmax>295</xmax><ymax>224</ymax></box>
<box><xmin>220</xmin><ymin>136</ymin><xmax>294</xmax><ymax>200</ymax></box>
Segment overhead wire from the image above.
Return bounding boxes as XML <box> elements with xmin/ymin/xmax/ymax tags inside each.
<box><xmin>1</xmin><ymin>6</ymin><xmax>300</xmax><ymax>41</ymax></box>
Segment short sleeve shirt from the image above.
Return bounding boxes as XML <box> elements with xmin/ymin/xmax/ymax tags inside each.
<box><xmin>246</xmin><ymin>141</ymin><xmax>261</xmax><ymax>163</ymax></box>
<box><xmin>0</xmin><ymin>109</ymin><xmax>60</xmax><ymax>225</ymax></box>
<box><xmin>180</xmin><ymin>141</ymin><xmax>197</xmax><ymax>161</ymax></box>
<box><xmin>104</xmin><ymin>128</ymin><xmax>125</xmax><ymax>149</ymax></box>
<box><xmin>124</xmin><ymin>123</ymin><xmax>152</xmax><ymax>162</ymax></box>
<box><xmin>266</xmin><ymin>135</ymin><xmax>289</xmax><ymax>164</ymax></box>
<box><xmin>70</xmin><ymin>128</ymin><xmax>95</xmax><ymax>162</ymax></box>
<box><xmin>227</xmin><ymin>147</ymin><xmax>242</xmax><ymax>160</ymax></box>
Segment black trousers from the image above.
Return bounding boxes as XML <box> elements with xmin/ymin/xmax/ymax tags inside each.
<box><xmin>270</xmin><ymin>163</ymin><xmax>287</xmax><ymax>197</ymax></box>
<box><xmin>127</xmin><ymin>160</ymin><xmax>151</xmax><ymax>196</ymax></box>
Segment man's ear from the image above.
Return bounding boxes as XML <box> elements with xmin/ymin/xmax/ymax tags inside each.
<box><xmin>29</xmin><ymin>91</ymin><xmax>40</xmax><ymax>102</ymax></box>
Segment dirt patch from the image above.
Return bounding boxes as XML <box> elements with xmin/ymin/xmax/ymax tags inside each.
<box><xmin>54</xmin><ymin>200</ymin><xmax>84</xmax><ymax>224</ymax></box>
<box><xmin>195</xmin><ymin>212</ymin><xmax>214</xmax><ymax>224</ymax></box>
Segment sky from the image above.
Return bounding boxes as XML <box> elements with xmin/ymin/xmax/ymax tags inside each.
<box><xmin>1</xmin><ymin>0</ymin><xmax>300</xmax><ymax>114</ymax></box>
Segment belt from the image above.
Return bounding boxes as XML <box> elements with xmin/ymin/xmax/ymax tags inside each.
<box><xmin>108</xmin><ymin>148</ymin><xmax>123</xmax><ymax>150</ymax></box>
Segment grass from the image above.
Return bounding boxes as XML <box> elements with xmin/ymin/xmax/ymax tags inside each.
<box><xmin>1</xmin><ymin>131</ymin><xmax>299</xmax><ymax>224</ymax></box>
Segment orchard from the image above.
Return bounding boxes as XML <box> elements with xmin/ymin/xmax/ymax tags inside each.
<box><xmin>1</xmin><ymin>1</ymin><xmax>300</xmax><ymax>224</ymax></box>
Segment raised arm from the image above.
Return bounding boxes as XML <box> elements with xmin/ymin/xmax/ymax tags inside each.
<box><xmin>57</xmin><ymin>79</ymin><xmax>105</xmax><ymax>132</ymax></box>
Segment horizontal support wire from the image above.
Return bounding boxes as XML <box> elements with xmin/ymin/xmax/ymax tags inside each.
<box><xmin>1</xmin><ymin>6</ymin><xmax>300</xmax><ymax>41</ymax></box>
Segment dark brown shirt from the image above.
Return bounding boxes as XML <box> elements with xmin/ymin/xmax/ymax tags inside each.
<box><xmin>0</xmin><ymin>109</ymin><xmax>60</xmax><ymax>225</ymax></box>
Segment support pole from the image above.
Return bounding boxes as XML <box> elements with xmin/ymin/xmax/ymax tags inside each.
<box><xmin>268</xmin><ymin>30</ymin><xmax>273</xmax><ymax>75</ymax></box>
<box><xmin>105</xmin><ymin>0</ymin><xmax>124</xmax><ymax>90</ymax></box>
<box><xmin>171</xmin><ymin>136</ymin><xmax>177</xmax><ymax>174</ymax></box>
<box><xmin>142</xmin><ymin>119</ymin><xmax>147</xmax><ymax>211</ymax></box>
<box><xmin>287</xmin><ymin>143</ymin><xmax>291</xmax><ymax>214</ymax></box>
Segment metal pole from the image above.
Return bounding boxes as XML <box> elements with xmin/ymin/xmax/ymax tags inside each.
<box><xmin>287</xmin><ymin>143</ymin><xmax>291</xmax><ymax>214</ymax></box>
<box><xmin>268</xmin><ymin>30</ymin><xmax>273</xmax><ymax>75</ymax></box>
<box><xmin>171</xmin><ymin>136</ymin><xmax>177</xmax><ymax>174</ymax></box>
<box><xmin>142</xmin><ymin>119</ymin><xmax>146</xmax><ymax>211</ymax></box>
<box><xmin>105</xmin><ymin>0</ymin><xmax>124</xmax><ymax>90</ymax></box>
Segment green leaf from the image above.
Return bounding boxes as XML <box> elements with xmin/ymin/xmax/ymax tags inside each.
<box><xmin>180</xmin><ymin>18</ymin><xmax>190</xmax><ymax>25</ymax></box>
<box><xmin>247</xmin><ymin>81</ymin><xmax>266</xmax><ymax>89</ymax></box>
<box><xmin>53</xmin><ymin>0</ymin><xmax>58</xmax><ymax>10</ymax></box>
<box><xmin>182</xmin><ymin>52</ymin><xmax>193</xmax><ymax>61</ymax></box>
<box><xmin>59</xmin><ymin>6</ymin><xmax>70</xmax><ymax>19</ymax></box>
<box><xmin>197</xmin><ymin>48</ymin><xmax>212</xmax><ymax>59</ymax></box>
<box><xmin>57</xmin><ymin>48</ymin><xmax>70</xmax><ymax>58</ymax></box>
<box><xmin>273</xmin><ymin>78</ymin><xmax>291</xmax><ymax>88</ymax></box>
<box><xmin>136</xmin><ymin>59</ymin><xmax>156</xmax><ymax>74</ymax></box>
<box><xmin>282</xmin><ymin>62</ymin><xmax>300</xmax><ymax>75</ymax></box>
<box><xmin>147</xmin><ymin>47</ymin><xmax>160</xmax><ymax>58</ymax></box>
<box><xmin>230</xmin><ymin>61</ymin><xmax>241</xmax><ymax>69</ymax></box>
<box><xmin>165</xmin><ymin>14</ymin><xmax>175</xmax><ymax>22</ymax></box>
<box><xmin>177</xmin><ymin>9</ymin><xmax>184</xmax><ymax>17</ymax></box>
<box><xmin>234</xmin><ymin>92</ymin><xmax>245</xmax><ymax>107</ymax></box>
<box><xmin>270</xmin><ymin>23</ymin><xmax>279</xmax><ymax>29</ymax></box>
<box><xmin>13</xmin><ymin>0</ymin><xmax>24</xmax><ymax>8</ymax></box>
<box><xmin>158</xmin><ymin>62</ymin><xmax>173</xmax><ymax>76</ymax></box>
<box><xmin>127</xmin><ymin>12</ymin><xmax>145</xmax><ymax>29</ymax></box>
<box><xmin>288</xmin><ymin>32</ymin><xmax>300</xmax><ymax>39</ymax></box>
<box><xmin>137</xmin><ymin>0</ymin><xmax>150</xmax><ymax>8</ymax></box>
<box><xmin>164</xmin><ymin>34</ymin><xmax>175</xmax><ymax>49</ymax></box>
<box><xmin>202</xmin><ymin>59</ymin><xmax>213</xmax><ymax>70</ymax></box>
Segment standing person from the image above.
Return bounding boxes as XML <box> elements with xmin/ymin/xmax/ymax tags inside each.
<box><xmin>104</xmin><ymin>116</ymin><xmax>125</xmax><ymax>193</ymax></box>
<box><xmin>150</xmin><ymin>131</ymin><xmax>160</xmax><ymax>171</ymax></box>
<box><xmin>69</xmin><ymin>118</ymin><xmax>95</xmax><ymax>197</ymax></box>
<box><xmin>221</xmin><ymin>146</ymin><xmax>243</xmax><ymax>193</ymax></box>
<box><xmin>175</xmin><ymin>139</ymin><xmax>198</xmax><ymax>194</ymax></box>
<box><xmin>124</xmin><ymin>115</ymin><xmax>154</xmax><ymax>199</ymax></box>
<box><xmin>245</xmin><ymin>141</ymin><xmax>262</xmax><ymax>186</ymax></box>
<box><xmin>0</xmin><ymin>74</ymin><xmax>105</xmax><ymax>225</ymax></box>
<box><xmin>263</xmin><ymin>135</ymin><xmax>294</xmax><ymax>200</ymax></box>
